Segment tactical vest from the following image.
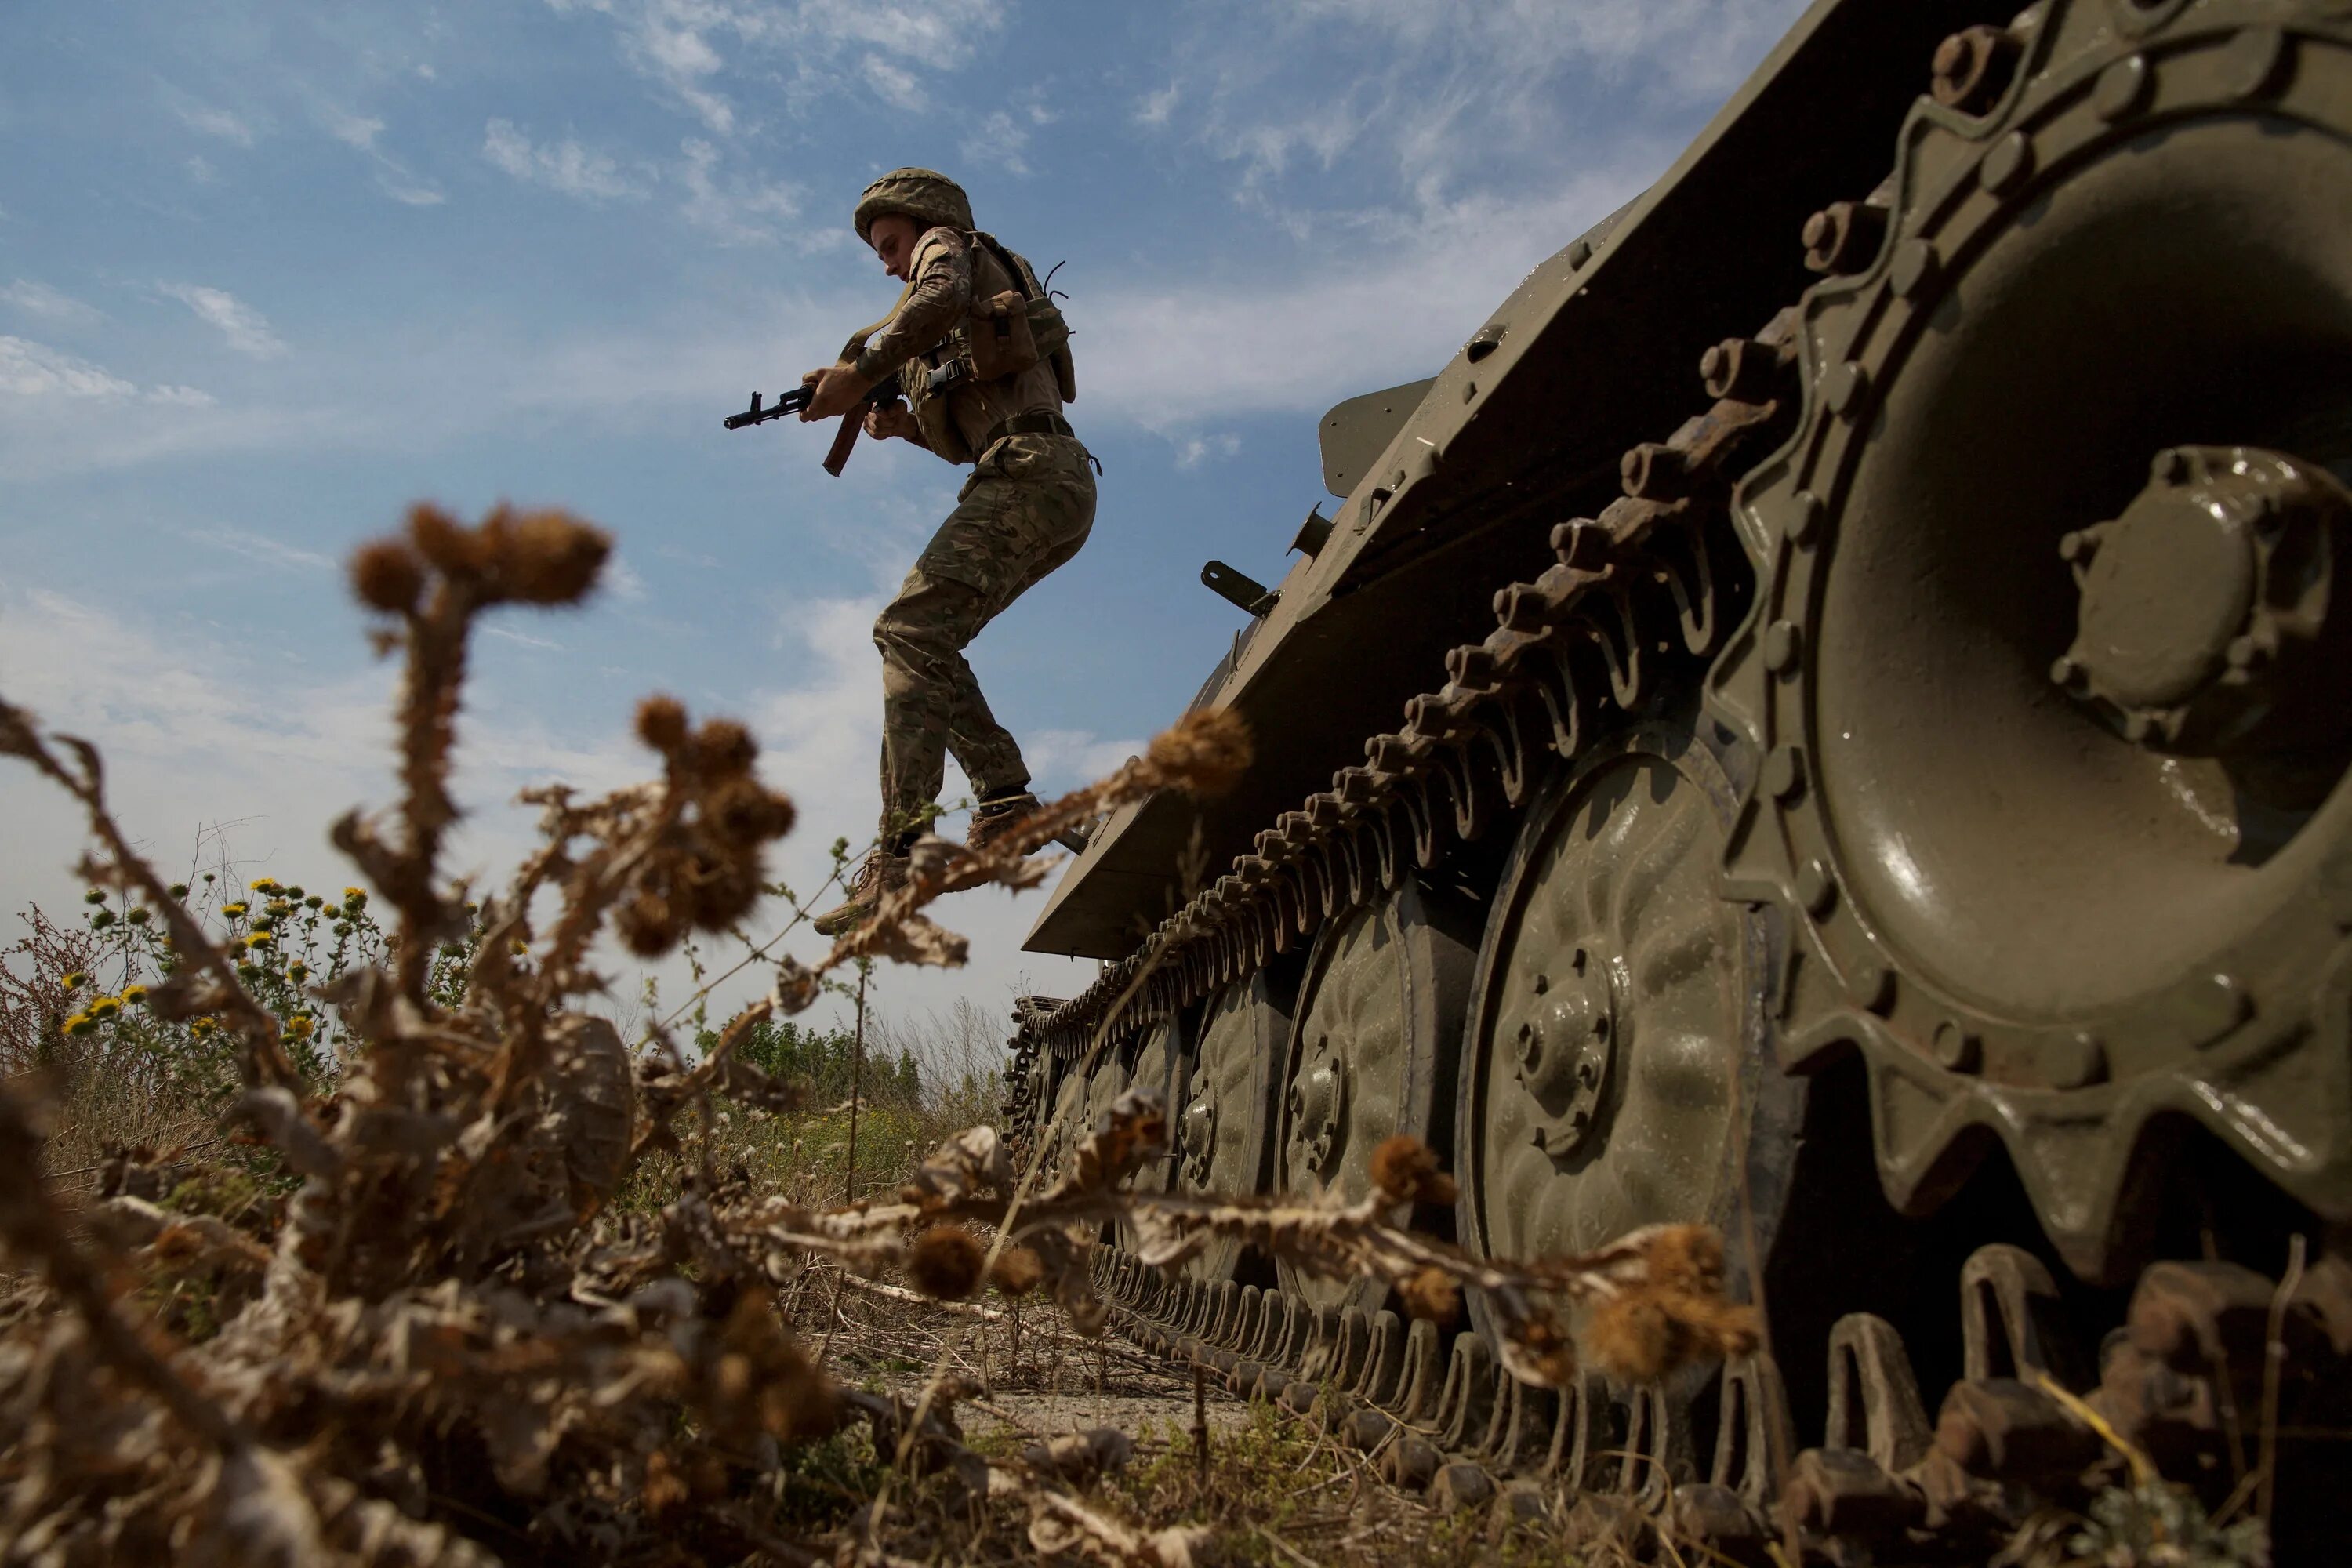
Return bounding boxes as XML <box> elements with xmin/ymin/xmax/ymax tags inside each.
<box><xmin>898</xmin><ymin>231</ymin><xmax>1076</xmax><ymax>465</ymax></box>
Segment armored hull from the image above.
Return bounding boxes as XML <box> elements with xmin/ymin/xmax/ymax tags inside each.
<box><xmin>1013</xmin><ymin>0</ymin><xmax>2352</xmax><ymax>1550</ymax></box>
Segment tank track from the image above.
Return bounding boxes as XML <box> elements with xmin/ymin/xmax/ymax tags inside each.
<box><xmin>1091</xmin><ymin>1235</ymin><xmax>2352</xmax><ymax>1560</ymax></box>
<box><xmin>996</xmin><ymin>2</ymin><xmax>2352</xmax><ymax>1552</ymax></box>
<box><xmin>1004</xmin><ymin>314</ymin><xmax>1791</xmax><ymax>1149</ymax></box>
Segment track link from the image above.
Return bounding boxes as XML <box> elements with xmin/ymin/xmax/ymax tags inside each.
<box><xmin>1093</xmin><ymin>1243</ymin><xmax>2352</xmax><ymax>1561</ymax></box>
<box><xmin>1002</xmin><ymin>2</ymin><xmax>2352</xmax><ymax>1556</ymax></box>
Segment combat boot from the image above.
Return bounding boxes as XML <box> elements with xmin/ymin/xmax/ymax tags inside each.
<box><xmin>811</xmin><ymin>848</ymin><xmax>909</xmax><ymax>937</ymax></box>
<box><xmin>967</xmin><ymin>791</ymin><xmax>1043</xmax><ymax>853</ymax></box>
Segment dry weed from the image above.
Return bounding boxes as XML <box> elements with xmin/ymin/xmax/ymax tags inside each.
<box><xmin>0</xmin><ymin>503</ymin><xmax>1754</xmax><ymax>1565</ymax></box>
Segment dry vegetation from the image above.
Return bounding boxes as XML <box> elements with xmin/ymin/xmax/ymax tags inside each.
<box><xmin>0</xmin><ymin>502</ymin><xmax>1761</xmax><ymax>1567</ymax></box>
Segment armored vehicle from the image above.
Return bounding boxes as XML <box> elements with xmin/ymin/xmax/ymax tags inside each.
<box><xmin>1011</xmin><ymin>0</ymin><xmax>2352</xmax><ymax>1550</ymax></box>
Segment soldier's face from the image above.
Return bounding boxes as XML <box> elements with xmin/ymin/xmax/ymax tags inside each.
<box><xmin>869</xmin><ymin>214</ymin><xmax>922</xmax><ymax>281</ymax></box>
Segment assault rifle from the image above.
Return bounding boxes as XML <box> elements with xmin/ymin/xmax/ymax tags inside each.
<box><xmin>721</xmin><ymin>378</ymin><xmax>906</xmax><ymax>477</ymax></box>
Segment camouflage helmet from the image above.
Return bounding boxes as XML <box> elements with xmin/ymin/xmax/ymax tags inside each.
<box><xmin>853</xmin><ymin>167</ymin><xmax>974</xmax><ymax>242</ymax></box>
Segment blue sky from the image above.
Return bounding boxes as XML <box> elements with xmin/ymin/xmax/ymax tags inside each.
<box><xmin>0</xmin><ymin>0</ymin><xmax>1807</xmax><ymax>1037</ymax></box>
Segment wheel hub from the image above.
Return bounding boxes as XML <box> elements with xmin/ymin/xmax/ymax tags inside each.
<box><xmin>1461</xmin><ymin>724</ymin><xmax>1758</xmax><ymax>1269</ymax></box>
<box><xmin>1508</xmin><ymin>947</ymin><xmax>1617</xmax><ymax>1160</ymax></box>
<box><xmin>1707</xmin><ymin>2</ymin><xmax>2352</xmax><ymax>1278</ymax></box>
<box><xmin>1178</xmin><ymin>1083</ymin><xmax>1217</xmax><ymax>1187</ymax></box>
<box><xmin>2056</xmin><ymin>445</ymin><xmax>2349</xmax><ymax>751</ymax></box>
<box><xmin>1284</xmin><ymin>1033</ymin><xmax>1348</xmax><ymax>1178</ymax></box>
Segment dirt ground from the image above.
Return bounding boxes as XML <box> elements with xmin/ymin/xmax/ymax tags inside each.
<box><xmin>791</xmin><ymin>1268</ymin><xmax>1546</xmax><ymax>1567</ymax></box>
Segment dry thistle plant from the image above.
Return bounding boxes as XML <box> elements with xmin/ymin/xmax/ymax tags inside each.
<box><xmin>0</xmin><ymin>502</ymin><xmax>1265</xmax><ymax>1565</ymax></box>
<box><xmin>0</xmin><ymin>501</ymin><xmax>1752</xmax><ymax>1566</ymax></box>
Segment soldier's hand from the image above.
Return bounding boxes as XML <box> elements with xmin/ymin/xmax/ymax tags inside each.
<box><xmin>865</xmin><ymin>404</ymin><xmax>920</xmax><ymax>442</ymax></box>
<box><xmin>800</xmin><ymin>362</ymin><xmax>871</xmax><ymax>422</ymax></box>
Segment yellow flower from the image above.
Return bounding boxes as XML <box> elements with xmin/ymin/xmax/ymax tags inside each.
<box><xmin>222</xmin><ymin>902</ymin><xmax>249</xmax><ymax>919</ymax></box>
<box><xmin>287</xmin><ymin>962</ymin><xmax>309</xmax><ymax>982</ymax></box>
<box><xmin>88</xmin><ymin>996</ymin><xmax>122</xmax><ymax>1018</ymax></box>
<box><xmin>250</xmin><ymin>877</ymin><xmax>281</xmax><ymax>894</ymax></box>
<box><xmin>64</xmin><ymin>1013</ymin><xmax>97</xmax><ymax>1036</ymax></box>
<box><xmin>265</xmin><ymin>900</ymin><xmax>292</xmax><ymax>918</ymax></box>
<box><xmin>60</xmin><ymin>971</ymin><xmax>88</xmax><ymax>991</ymax></box>
<box><xmin>285</xmin><ymin>1016</ymin><xmax>315</xmax><ymax>1040</ymax></box>
<box><xmin>191</xmin><ymin>1017</ymin><xmax>218</xmax><ymax>1036</ymax></box>
<box><xmin>245</xmin><ymin>931</ymin><xmax>276</xmax><ymax>949</ymax></box>
<box><xmin>122</xmin><ymin>985</ymin><xmax>148</xmax><ymax>1004</ymax></box>
<box><xmin>342</xmin><ymin>887</ymin><xmax>366</xmax><ymax>902</ymax></box>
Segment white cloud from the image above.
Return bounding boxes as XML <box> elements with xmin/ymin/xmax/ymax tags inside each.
<box><xmin>548</xmin><ymin>0</ymin><xmax>1008</xmax><ymax>129</ymax></box>
<box><xmin>0</xmin><ymin>586</ymin><xmax>675</xmax><ymax>1003</ymax></box>
<box><xmin>484</xmin><ymin>625</ymin><xmax>565</xmax><ymax>650</ymax></box>
<box><xmin>159</xmin><ymin>283</ymin><xmax>289</xmax><ymax>359</ymax></box>
<box><xmin>1023</xmin><ymin>729</ymin><xmax>1145</xmax><ymax>784</ymax></box>
<box><xmin>860</xmin><ymin>53</ymin><xmax>924</xmax><ymax>112</ymax></box>
<box><xmin>1150</xmin><ymin>0</ymin><xmax>1805</xmax><ymax>220</ymax></box>
<box><xmin>1079</xmin><ymin>162</ymin><xmax>1659</xmax><ymax>428</ymax></box>
<box><xmin>321</xmin><ymin>108</ymin><xmax>385</xmax><ymax>151</ymax></box>
<box><xmin>960</xmin><ymin>110</ymin><xmax>1031</xmax><ymax>178</ymax></box>
<box><xmin>184</xmin><ymin>526</ymin><xmax>334</xmax><ymax>572</ymax></box>
<box><xmin>311</xmin><ymin>100</ymin><xmax>445</xmax><ymax>206</ymax></box>
<box><xmin>483</xmin><ymin>119</ymin><xmax>651</xmax><ymax>201</ymax></box>
<box><xmin>0</xmin><ymin>340</ymin><xmax>210</xmax><ymax>407</ymax></box>
<box><xmin>677</xmin><ymin>139</ymin><xmax>803</xmax><ymax>246</ymax></box>
<box><xmin>0</xmin><ymin>336</ymin><xmax>135</xmax><ymax>399</ymax></box>
<box><xmin>177</xmin><ymin>103</ymin><xmax>257</xmax><ymax>147</ymax></box>
<box><xmin>604</xmin><ymin>556</ymin><xmax>648</xmax><ymax>601</ymax></box>
<box><xmin>1135</xmin><ymin>84</ymin><xmax>1179</xmax><ymax>126</ymax></box>
<box><xmin>0</xmin><ymin>279</ymin><xmax>103</xmax><ymax>328</ymax></box>
<box><xmin>0</xmin><ymin>573</ymin><xmax>1097</xmax><ymax>1044</ymax></box>
<box><xmin>1172</xmin><ymin>434</ymin><xmax>1240</xmax><ymax>470</ymax></box>
<box><xmin>379</xmin><ymin>176</ymin><xmax>448</xmax><ymax>207</ymax></box>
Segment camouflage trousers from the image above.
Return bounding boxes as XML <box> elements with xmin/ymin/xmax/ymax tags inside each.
<box><xmin>873</xmin><ymin>433</ymin><xmax>1096</xmax><ymax>844</ymax></box>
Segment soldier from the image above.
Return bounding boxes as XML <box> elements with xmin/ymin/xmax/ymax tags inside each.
<box><xmin>804</xmin><ymin>168</ymin><xmax>1096</xmax><ymax>937</ymax></box>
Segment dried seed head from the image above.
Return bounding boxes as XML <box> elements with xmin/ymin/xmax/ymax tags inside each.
<box><xmin>989</xmin><ymin>1244</ymin><xmax>1044</xmax><ymax>1297</ymax></box>
<box><xmin>617</xmin><ymin>889</ymin><xmax>681</xmax><ymax>956</ymax></box>
<box><xmin>1145</xmin><ymin>709</ymin><xmax>1254</xmax><ymax>797</ymax></box>
<box><xmin>909</xmin><ymin>1225</ymin><xmax>986</xmax><ymax>1301</ymax></box>
<box><xmin>499</xmin><ymin>509</ymin><xmax>610</xmax><ymax>604</ymax></box>
<box><xmin>407</xmin><ymin>502</ymin><xmax>482</xmax><ymax>578</ymax></box>
<box><xmin>635</xmin><ymin>695</ymin><xmax>689</xmax><ymax>753</ymax></box>
<box><xmin>350</xmin><ymin>539</ymin><xmax>426</xmax><ymax>615</ymax></box>
<box><xmin>1587</xmin><ymin>1282</ymin><xmax>1758</xmax><ymax>1384</ymax></box>
<box><xmin>1509</xmin><ymin>1316</ymin><xmax>1579</xmax><ymax>1388</ymax></box>
<box><xmin>684</xmin><ymin>718</ymin><xmax>756</xmax><ymax>780</ymax></box>
<box><xmin>1588</xmin><ymin>1295</ymin><xmax>1675</xmax><ymax>1383</ymax></box>
<box><xmin>1369</xmin><ymin>1134</ymin><xmax>1457</xmax><ymax>1208</ymax></box>
<box><xmin>1646</xmin><ymin>1223</ymin><xmax>1726</xmax><ymax>1296</ymax></box>
<box><xmin>706</xmin><ymin>778</ymin><xmax>795</xmax><ymax>846</ymax></box>
<box><xmin>1397</xmin><ymin>1265</ymin><xmax>1461</xmax><ymax>1328</ymax></box>
<box><xmin>641</xmin><ymin>1450</ymin><xmax>690</xmax><ymax>1518</ymax></box>
<box><xmin>684</xmin><ymin>853</ymin><xmax>760</xmax><ymax>930</ymax></box>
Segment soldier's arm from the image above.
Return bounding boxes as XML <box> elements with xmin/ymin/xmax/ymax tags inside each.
<box><xmin>851</xmin><ymin>230</ymin><xmax>971</xmax><ymax>385</ymax></box>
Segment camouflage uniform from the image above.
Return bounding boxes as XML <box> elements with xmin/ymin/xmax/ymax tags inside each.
<box><xmin>846</xmin><ymin>183</ymin><xmax>1097</xmax><ymax>848</ymax></box>
<box><xmin>872</xmin><ymin>431</ymin><xmax>1095</xmax><ymax>839</ymax></box>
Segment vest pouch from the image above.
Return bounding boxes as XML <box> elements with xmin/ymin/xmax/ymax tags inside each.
<box><xmin>965</xmin><ymin>290</ymin><xmax>1040</xmax><ymax>382</ymax></box>
<box><xmin>902</xmin><ymin>359</ymin><xmax>975</xmax><ymax>465</ymax></box>
<box><xmin>975</xmin><ymin>231</ymin><xmax>1078</xmax><ymax>403</ymax></box>
<box><xmin>1025</xmin><ymin>293</ymin><xmax>1076</xmax><ymax>402</ymax></box>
